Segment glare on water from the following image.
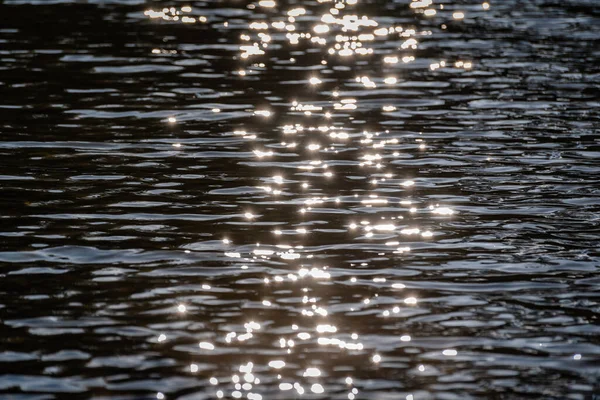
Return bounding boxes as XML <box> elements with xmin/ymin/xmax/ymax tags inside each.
<box><xmin>146</xmin><ymin>0</ymin><xmax>482</xmax><ymax>397</ymax></box>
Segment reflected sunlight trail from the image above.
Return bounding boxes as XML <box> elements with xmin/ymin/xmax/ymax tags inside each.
<box><xmin>147</xmin><ymin>1</ymin><xmax>481</xmax><ymax>399</ymax></box>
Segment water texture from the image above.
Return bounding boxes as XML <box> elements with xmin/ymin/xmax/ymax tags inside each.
<box><xmin>0</xmin><ymin>0</ymin><xmax>599</xmax><ymax>399</ymax></box>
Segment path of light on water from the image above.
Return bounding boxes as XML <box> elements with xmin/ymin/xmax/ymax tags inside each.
<box><xmin>140</xmin><ymin>1</ymin><xmax>568</xmax><ymax>399</ymax></box>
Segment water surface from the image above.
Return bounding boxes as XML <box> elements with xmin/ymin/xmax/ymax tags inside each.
<box><xmin>1</xmin><ymin>0</ymin><xmax>599</xmax><ymax>398</ymax></box>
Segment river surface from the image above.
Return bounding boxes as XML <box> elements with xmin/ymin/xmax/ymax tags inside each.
<box><xmin>1</xmin><ymin>0</ymin><xmax>599</xmax><ymax>399</ymax></box>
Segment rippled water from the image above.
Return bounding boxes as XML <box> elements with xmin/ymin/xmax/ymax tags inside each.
<box><xmin>1</xmin><ymin>0</ymin><xmax>599</xmax><ymax>398</ymax></box>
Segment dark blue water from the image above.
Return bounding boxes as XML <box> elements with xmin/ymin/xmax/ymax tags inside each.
<box><xmin>0</xmin><ymin>0</ymin><xmax>599</xmax><ymax>399</ymax></box>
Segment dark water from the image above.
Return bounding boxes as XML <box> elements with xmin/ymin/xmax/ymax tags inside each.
<box><xmin>1</xmin><ymin>0</ymin><xmax>600</xmax><ymax>398</ymax></box>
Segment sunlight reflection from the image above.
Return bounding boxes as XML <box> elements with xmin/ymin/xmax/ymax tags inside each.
<box><xmin>142</xmin><ymin>0</ymin><xmax>481</xmax><ymax>396</ymax></box>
